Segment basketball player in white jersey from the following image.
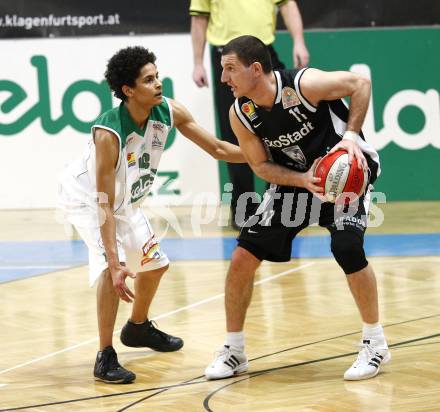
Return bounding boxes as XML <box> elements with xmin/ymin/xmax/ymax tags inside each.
<box><xmin>59</xmin><ymin>46</ymin><xmax>244</xmax><ymax>383</ymax></box>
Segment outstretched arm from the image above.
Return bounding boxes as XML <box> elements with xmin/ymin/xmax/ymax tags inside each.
<box><xmin>300</xmin><ymin>68</ymin><xmax>371</xmax><ymax>168</ymax></box>
<box><xmin>279</xmin><ymin>0</ymin><xmax>309</xmax><ymax>68</ymax></box>
<box><xmin>172</xmin><ymin>99</ymin><xmax>245</xmax><ymax>163</ymax></box>
<box><xmin>229</xmin><ymin>106</ymin><xmax>323</xmax><ymax>196</ymax></box>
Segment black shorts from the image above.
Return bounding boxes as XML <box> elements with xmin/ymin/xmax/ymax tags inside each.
<box><xmin>238</xmin><ymin>185</ymin><xmax>369</xmax><ymax>262</ymax></box>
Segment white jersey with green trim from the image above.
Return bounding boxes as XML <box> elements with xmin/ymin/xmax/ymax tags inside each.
<box><xmin>60</xmin><ymin>97</ymin><xmax>173</xmax><ymax>214</ymax></box>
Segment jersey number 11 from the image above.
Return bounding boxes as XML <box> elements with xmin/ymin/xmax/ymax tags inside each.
<box><xmin>289</xmin><ymin>107</ymin><xmax>308</xmax><ymax>123</ymax></box>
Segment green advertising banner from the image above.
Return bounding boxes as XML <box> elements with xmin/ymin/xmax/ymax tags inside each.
<box><xmin>273</xmin><ymin>27</ymin><xmax>440</xmax><ymax>201</ymax></box>
<box><xmin>0</xmin><ymin>35</ymin><xmax>221</xmax><ymax>208</ymax></box>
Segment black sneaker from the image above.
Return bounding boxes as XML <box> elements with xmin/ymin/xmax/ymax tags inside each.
<box><xmin>94</xmin><ymin>346</ymin><xmax>136</xmax><ymax>384</ymax></box>
<box><xmin>120</xmin><ymin>320</ymin><xmax>184</xmax><ymax>352</ymax></box>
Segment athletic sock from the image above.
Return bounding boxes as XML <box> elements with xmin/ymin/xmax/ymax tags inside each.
<box><xmin>362</xmin><ymin>323</ymin><xmax>386</xmax><ymax>345</ymax></box>
<box><xmin>225</xmin><ymin>331</ymin><xmax>245</xmax><ymax>350</ymax></box>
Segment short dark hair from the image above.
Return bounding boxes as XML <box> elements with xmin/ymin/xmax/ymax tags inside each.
<box><xmin>105</xmin><ymin>46</ymin><xmax>156</xmax><ymax>101</ymax></box>
<box><xmin>222</xmin><ymin>35</ymin><xmax>272</xmax><ymax>74</ymax></box>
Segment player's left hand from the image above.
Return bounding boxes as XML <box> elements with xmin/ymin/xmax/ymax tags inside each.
<box><xmin>328</xmin><ymin>139</ymin><xmax>368</xmax><ymax>171</ymax></box>
<box><xmin>293</xmin><ymin>43</ymin><xmax>309</xmax><ymax>68</ymax></box>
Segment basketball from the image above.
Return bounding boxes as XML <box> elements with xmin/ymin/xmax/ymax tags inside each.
<box><xmin>314</xmin><ymin>150</ymin><xmax>368</xmax><ymax>203</ymax></box>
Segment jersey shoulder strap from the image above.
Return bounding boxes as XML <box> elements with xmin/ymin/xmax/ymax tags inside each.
<box><xmin>150</xmin><ymin>96</ymin><xmax>173</xmax><ymax>128</ymax></box>
<box><xmin>233</xmin><ymin>96</ymin><xmax>261</xmax><ymax>134</ymax></box>
<box><xmin>92</xmin><ymin>105</ymin><xmax>125</xmax><ymax>149</ymax></box>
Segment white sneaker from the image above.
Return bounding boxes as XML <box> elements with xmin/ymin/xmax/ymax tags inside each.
<box><xmin>205</xmin><ymin>345</ymin><xmax>248</xmax><ymax>380</ymax></box>
<box><xmin>344</xmin><ymin>338</ymin><xmax>391</xmax><ymax>381</ymax></box>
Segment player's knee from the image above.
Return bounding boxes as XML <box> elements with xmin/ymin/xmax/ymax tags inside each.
<box><xmin>230</xmin><ymin>247</ymin><xmax>260</xmax><ymax>274</ymax></box>
<box><xmin>331</xmin><ymin>232</ymin><xmax>368</xmax><ymax>275</ymax></box>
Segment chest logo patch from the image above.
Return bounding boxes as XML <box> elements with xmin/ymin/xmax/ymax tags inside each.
<box><xmin>127</xmin><ymin>152</ymin><xmax>136</xmax><ymax>167</ymax></box>
<box><xmin>282</xmin><ymin>145</ymin><xmax>307</xmax><ymax>169</ymax></box>
<box><xmin>241</xmin><ymin>101</ymin><xmax>258</xmax><ymax>121</ymax></box>
<box><xmin>281</xmin><ymin>87</ymin><xmax>301</xmax><ymax>109</ymax></box>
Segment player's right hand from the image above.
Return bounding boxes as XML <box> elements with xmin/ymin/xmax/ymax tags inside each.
<box><xmin>328</xmin><ymin>139</ymin><xmax>368</xmax><ymax>171</ymax></box>
<box><xmin>302</xmin><ymin>158</ymin><xmax>326</xmax><ymax>201</ymax></box>
<box><xmin>109</xmin><ymin>265</ymin><xmax>136</xmax><ymax>303</ymax></box>
<box><xmin>193</xmin><ymin>64</ymin><xmax>209</xmax><ymax>87</ymax></box>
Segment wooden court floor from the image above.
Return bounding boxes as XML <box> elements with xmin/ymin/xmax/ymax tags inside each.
<box><xmin>1</xmin><ymin>202</ymin><xmax>439</xmax><ymax>411</ymax></box>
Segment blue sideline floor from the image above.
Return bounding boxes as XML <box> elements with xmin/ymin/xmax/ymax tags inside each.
<box><xmin>0</xmin><ymin>233</ymin><xmax>439</xmax><ymax>283</ymax></box>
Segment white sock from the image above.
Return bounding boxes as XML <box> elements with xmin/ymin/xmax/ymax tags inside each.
<box><xmin>225</xmin><ymin>331</ymin><xmax>245</xmax><ymax>350</ymax></box>
<box><xmin>362</xmin><ymin>323</ymin><xmax>386</xmax><ymax>345</ymax></box>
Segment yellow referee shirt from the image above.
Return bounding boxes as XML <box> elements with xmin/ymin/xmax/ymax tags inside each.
<box><xmin>189</xmin><ymin>0</ymin><xmax>289</xmax><ymax>46</ymax></box>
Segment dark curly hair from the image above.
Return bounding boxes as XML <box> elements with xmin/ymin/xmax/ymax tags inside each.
<box><xmin>105</xmin><ymin>46</ymin><xmax>157</xmax><ymax>101</ymax></box>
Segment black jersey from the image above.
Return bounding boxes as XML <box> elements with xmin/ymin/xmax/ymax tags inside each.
<box><xmin>234</xmin><ymin>68</ymin><xmax>380</xmax><ymax>183</ymax></box>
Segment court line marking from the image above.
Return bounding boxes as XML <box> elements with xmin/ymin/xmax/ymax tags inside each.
<box><xmin>2</xmin><ymin>319</ymin><xmax>438</xmax><ymax>412</ymax></box>
<box><xmin>121</xmin><ymin>314</ymin><xmax>440</xmax><ymax>411</ymax></box>
<box><xmin>0</xmin><ymin>261</ymin><xmax>315</xmax><ymax>376</ymax></box>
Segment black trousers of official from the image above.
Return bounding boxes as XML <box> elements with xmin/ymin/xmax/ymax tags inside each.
<box><xmin>210</xmin><ymin>45</ymin><xmax>285</xmax><ymax>223</ymax></box>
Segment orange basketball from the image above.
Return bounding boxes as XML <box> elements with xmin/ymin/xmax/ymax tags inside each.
<box><xmin>314</xmin><ymin>150</ymin><xmax>368</xmax><ymax>203</ymax></box>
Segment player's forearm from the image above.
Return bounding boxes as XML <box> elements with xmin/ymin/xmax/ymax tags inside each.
<box><xmin>253</xmin><ymin>160</ymin><xmax>306</xmax><ymax>187</ymax></box>
<box><xmin>280</xmin><ymin>1</ymin><xmax>306</xmax><ymax>45</ymax></box>
<box><xmin>191</xmin><ymin>16</ymin><xmax>208</xmax><ymax>65</ymax></box>
<box><xmin>98</xmin><ymin>204</ymin><xmax>119</xmax><ymax>267</ymax></box>
<box><xmin>346</xmin><ymin>76</ymin><xmax>371</xmax><ymax>133</ymax></box>
<box><xmin>216</xmin><ymin>141</ymin><xmax>246</xmax><ymax>163</ymax></box>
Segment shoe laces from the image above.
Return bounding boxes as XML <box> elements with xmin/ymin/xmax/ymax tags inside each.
<box><xmin>217</xmin><ymin>345</ymin><xmax>230</xmax><ymax>355</ymax></box>
<box><xmin>212</xmin><ymin>345</ymin><xmax>234</xmax><ymax>363</ymax></box>
<box><xmin>147</xmin><ymin>320</ymin><xmax>169</xmax><ymax>341</ymax></box>
<box><xmin>352</xmin><ymin>340</ymin><xmax>381</xmax><ymax>367</ymax></box>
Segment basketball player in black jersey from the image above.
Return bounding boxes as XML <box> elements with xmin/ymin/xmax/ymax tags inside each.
<box><xmin>205</xmin><ymin>35</ymin><xmax>390</xmax><ymax>381</ymax></box>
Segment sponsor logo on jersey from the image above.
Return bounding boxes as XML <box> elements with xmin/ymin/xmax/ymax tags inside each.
<box><xmin>281</xmin><ymin>87</ymin><xmax>301</xmax><ymax>109</ymax></box>
<box><xmin>131</xmin><ymin>172</ymin><xmax>156</xmax><ymax>203</ymax></box>
<box><xmin>282</xmin><ymin>145</ymin><xmax>307</xmax><ymax>168</ymax></box>
<box><xmin>127</xmin><ymin>152</ymin><xmax>136</xmax><ymax>167</ymax></box>
<box><xmin>152</xmin><ymin>122</ymin><xmax>165</xmax><ymax>131</ymax></box>
<box><xmin>262</xmin><ymin>122</ymin><xmax>315</xmax><ymax>148</ymax></box>
<box><xmin>126</xmin><ymin>135</ymin><xmax>135</xmax><ymax>145</ymax></box>
<box><xmin>333</xmin><ymin>216</ymin><xmax>366</xmax><ymax>230</ymax></box>
<box><xmin>241</xmin><ymin>101</ymin><xmax>258</xmax><ymax>121</ymax></box>
<box><xmin>152</xmin><ymin>133</ymin><xmax>163</xmax><ymax>149</ymax></box>
<box><xmin>141</xmin><ymin>235</ymin><xmax>161</xmax><ymax>265</ymax></box>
